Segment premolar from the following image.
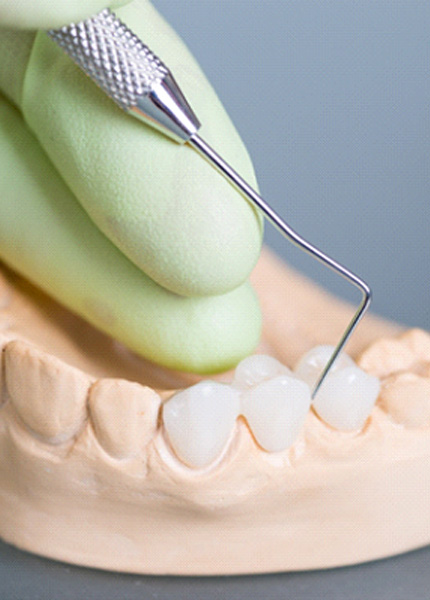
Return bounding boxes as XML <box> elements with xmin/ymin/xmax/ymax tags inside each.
<box><xmin>164</xmin><ymin>349</ymin><xmax>382</xmax><ymax>466</ymax></box>
<box><xmin>163</xmin><ymin>381</ymin><xmax>240</xmax><ymax>468</ymax></box>
<box><xmin>90</xmin><ymin>378</ymin><xmax>161</xmax><ymax>459</ymax></box>
<box><xmin>241</xmin><ymin>374</ymin><xmax>311</xmax><ymax>452</ymax></box>
<box><xmin>295</xmin><ymin>346</ymin><xmax>380</xmax><ymax>431</ymax></box>
<box><xmin>313</xmin><ymin>365</ymin><xmax>380</xmax><ymax>431</ymax></box>
<box><xmin>294</xmin><ymin>345</ymin><xmax>354</xmax><ymax>389</ymax></box>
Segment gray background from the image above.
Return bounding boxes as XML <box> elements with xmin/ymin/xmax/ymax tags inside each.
<box><xmin>155</xmin><ymin>0</ymin><xmax>429</xmax><ymax>329</ymax></box>
<box><xmin>1</xmin><ymin>540</ymin><xmax>430</xmax><ymax>600</ymax></box>
<box><xmin>1</xmin><ymin>1</ymin><xmax>429</xmax><ymax>599</ymax></box>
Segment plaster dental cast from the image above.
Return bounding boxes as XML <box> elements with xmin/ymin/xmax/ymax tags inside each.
<box><xmin>0</xmin><ymin>0</ymin><xmax>429</xmax><ymax>575</ymax></box>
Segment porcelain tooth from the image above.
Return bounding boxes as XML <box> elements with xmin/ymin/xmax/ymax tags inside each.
<box><xmin>89</xmin><ymin>378</ymin><xmax>161</xmax><ymax>459</ymax></box>
<box><xmin>163</xmin><ymin>381</ymin><xmax>240</xmax><ymax>468</ymax></box>
<box><xmin>233</xmin><ymin>354</ymin><xmax>291</xmax><ymax>390</ymax></box>
<box><xmin>5</xmin><ymin>340</ymin><xmax>91</xmax><ymax>442</ymax></box>
<box><xmin>241</xmin><ymin>374</ymin><xmax>311</xmax><ymax>452</ymax></box>
<box><xmin>313</xmin><ymin>365</ymin><xmax>380</xmax><ymax>431</ymax></box>
<box><xmin>294</xmin><ymin>345</ymin><xmax>354</xmax><ymax>389</ymax></box>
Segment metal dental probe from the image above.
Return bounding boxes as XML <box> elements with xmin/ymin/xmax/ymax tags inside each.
<box><xmin>48</xmin><ymin>8</ymin><xmax>372</xmax><ymax>398</ymax></box>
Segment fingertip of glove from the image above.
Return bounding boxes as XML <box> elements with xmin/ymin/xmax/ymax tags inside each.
<box><xmin>143</xmin><ymin>282</ymin><xmax>263</xmax><ymax>374</ymax></box>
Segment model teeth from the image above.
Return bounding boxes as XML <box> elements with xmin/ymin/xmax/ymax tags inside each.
<box><xmin>241</xmin><ymin>375</ymin><xmax>311</xmax><ymax>451</ymax></box>
<box><xmin>89</xmin><ymin>379</ymin><xmax>161</xmax><ymax>459</ymax></box>
<box><xmin>357</xmin><ymin>329</ymin><xmax>430</xmax><ymax>380</ymax></box>
<box><xmin>2</xmin><ymin>337</ymin><xmax>386</xmax><ymax>467</ymax></box>
<box><xmin>294</xmin><ymin>346</ymin><xmax>380</xmax><ymax>430</ymax></box>
<box><xmin>379</xmin><ymin>372</ymin><xmax>430</xmax><ymax>428</ymax></box>
<box><xmin>233</xmin><ymin>354</ymin><xmax>291</xmax><ymax>390</ymax></box>
<box><xmin>5</xmin><ymin>340</ymin><xmax>91</xmax><ymax>442</ymax></box>
<box><xmin>164</xmin><ymin>350</ymin><xmax>382</xmax><ymax>465</ymax></box>
<box><xmin>163</xmin><ymin>381</ymin><xmax>240</xmax><ymax>468</ymax></box>
<box><xmin>313</xmin><ymin>365</ymin><xmax>380</xmax><ymax>431</ymax></box>
<box><xmin>400</xmin><ymin>329</ymin><xmax>430</xmax><ymax>361</ymax></box>
<box><xmin>357</xmin><ymin>338</ymin><xmax>416</xmax><ymax>378</ymax></box>
<box><xmin>294</xmin><ymin>345</ymin><xmax>354</xmax><ymax>389</ymax></box>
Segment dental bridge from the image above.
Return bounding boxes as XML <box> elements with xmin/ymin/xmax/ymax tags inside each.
<box><xmin>48</xmin><ymin>8</ymin><xmax>371</xmax><ymax>397</ymax></box>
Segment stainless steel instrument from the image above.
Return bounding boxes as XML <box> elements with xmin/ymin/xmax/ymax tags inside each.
<box><xmin>48</xmin><ymin>8</ymin><xmax>372</xmax><ymax>397</ymax></box>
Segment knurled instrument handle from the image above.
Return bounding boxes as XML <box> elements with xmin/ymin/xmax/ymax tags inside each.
<box><xmin>48</xmin><ymin>8</ymin><xmax>200</xmax><ymax>142</ymax></box>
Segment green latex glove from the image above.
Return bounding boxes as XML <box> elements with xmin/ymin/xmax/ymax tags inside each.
<box><xmin>0</xmin><ymin>0</ymin><xmax>131</xmax><ymax>29</ymax></box>
<box><xmin>0</xmin><ymin>0</ymin><xmax>263</xmax><ymax>373</ymax></box>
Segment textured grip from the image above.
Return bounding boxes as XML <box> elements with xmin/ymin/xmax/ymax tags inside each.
<box><xmin>48</xmin><ymin>8</ymin><xmax>168</xmax><ymax>110</ymax></box>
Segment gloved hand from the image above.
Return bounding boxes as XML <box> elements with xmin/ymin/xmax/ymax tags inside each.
<box><xmin>0</xmin><ymin>0</ymin><xmax>263</xmax><ymax>373</ymax></box>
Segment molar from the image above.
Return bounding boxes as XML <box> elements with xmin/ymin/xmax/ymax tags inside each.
<box><xmin>399</xmin><ymin>329</ymin><xmax>430</xmax><ymax>362</ymax></box>
<box><xmin>357</xmin><ymin>338</ymin><xmax>416</xmax><ymax>378</ymax></box>
<box><xmin>89</xmin><ymin>378</ymin><xmax>161</xmax><ymax>459</ymax></box>
<box><xmin>5</xmin><ymin>340</ymin><xmax>92</xmax><ymax>442</ymax></box>
<box><xmin>163</xmin><ymin>381</ymin><xmax>240</xmax><ymax>468</ymax></box>
<box><xmin>379</xmin><ymin>372</ymin><xmax>430</xmax><ymax>428</ymax></box>
<box><xmin>233</xmin><ymin>354</ymin><xmax>291</xmax><ymax>390</ymax></box>
<box><xmin>241</xmin><ymin>374</ymin><xmax>311</xmax><ymax>452</ymax></box>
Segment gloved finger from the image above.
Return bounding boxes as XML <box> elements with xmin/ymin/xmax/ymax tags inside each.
<box><xmin>0</xmin><ymin>0</ymin><xmax>263</xmax><ymax>298</ymax></box>
<box><xmin>0</xmin><ymin>0</ymin><xmax>131</xmax><ymax>30</ymax></box>
<box><xmin>0</xmin><ymin>95</ymin><xmax>261</xmax><ymax>373</ymax></box>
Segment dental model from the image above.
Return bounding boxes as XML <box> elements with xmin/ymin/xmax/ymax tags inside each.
<box><xmin>0</xmin><ymin>0</ymin><xmax>428</xmax><ymax>577</ymax></box>
<box><xmin>0</xmin><ymin>248</ymin><xmax>429</xmax><ymax>575</ymax></box>
<box><xmin>164</xmin><ymin>349</ymin><xmax>379</xmax><ymax>466</ymax></box>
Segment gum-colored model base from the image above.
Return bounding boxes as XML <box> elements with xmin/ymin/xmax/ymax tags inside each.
<box><xmin>1</xmin><ymin>248</ymin><xmax>429</xmax><ymax>575</ymax></box>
